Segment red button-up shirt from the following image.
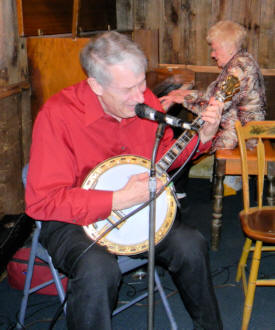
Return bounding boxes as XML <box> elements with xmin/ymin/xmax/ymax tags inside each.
<box><xmin>25</xmin><ymin>80</ymin><xmax>211</xmax><ymax>226</ymax></box>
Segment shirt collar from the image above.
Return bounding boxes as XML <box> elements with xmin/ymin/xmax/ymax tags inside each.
<box><xmin>82</xmin><ymin>80</ymin><xmax>106</xmax><ymax>126</ymax></box>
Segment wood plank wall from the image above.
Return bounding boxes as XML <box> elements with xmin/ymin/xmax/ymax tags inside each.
<box><xmin>0</xmin><ymin>1</ymin><xmax>32</xmax><ymax>216</ymax></box>
<box><xmin>117</xmin><ymin>0</ymin><xmax>275</xmax><ymax>119</ymax></box>
<box><xmin>116</xmin><ymin>0</ymin><xmax>275</xmax><ymax>69</ymax></box>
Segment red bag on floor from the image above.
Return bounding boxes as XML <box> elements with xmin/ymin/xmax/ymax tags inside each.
<box><xmin>7</xmin><ymin>246</ymin><xmax>68</xmax><ymax>295</ymax></box>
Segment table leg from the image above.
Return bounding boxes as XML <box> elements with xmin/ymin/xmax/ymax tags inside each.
<box><xmin>211</xmin><ymin>158</ymin><xmax>225</xmax><ymax>251</ymax></box>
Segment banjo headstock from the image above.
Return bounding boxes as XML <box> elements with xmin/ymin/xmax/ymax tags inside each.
<box><xmin>216</xmin><ymin>75</ymin><xmax>240</xmax><ymax>103</ymax></box>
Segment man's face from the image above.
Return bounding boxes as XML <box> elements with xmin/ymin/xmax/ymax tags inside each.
<box><xmin>97</xmin><ymin>62</ymin><xmax>146</xmax><ymax>121</ymax></box>
<box><xmin>210</xmin><ymin>41</ymin><xmax>233</xmax><ymax>68</ymax></box>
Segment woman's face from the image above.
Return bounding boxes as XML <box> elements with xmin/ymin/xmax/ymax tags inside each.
<box><xmin>210</xmin><ymin>40</ymin><xmax>236</xmax><ymax>68</ymax></box>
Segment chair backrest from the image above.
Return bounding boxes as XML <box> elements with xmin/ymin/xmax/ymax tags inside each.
<box><xmin>235</xmin><ymin>120</ymin><xmax>275</xmax><ymax>212</ymax></box>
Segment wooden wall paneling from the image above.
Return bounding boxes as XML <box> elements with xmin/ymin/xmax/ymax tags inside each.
<box><xmin>258</xmin><ymin>0</ymin><xmax>275</xmax><ymax>68</ymax></box>
<box><xmin>27</xmin><ymin>37</ymin><xmax>90</xmax><ymax>119</ymax></box>
<box><xmin>0</xmin><ymin>1</ymin><xmax>31</xmax><ymax>216</ymax></box>
<box><xmin>16</xmin><ymin>0</ymin><xmax>117</xmax><ymax>37</ymax></box>
<box><xmin>21</xmin><ymin>88</ymin><xmax>32</xmax><ymax>166</ymax></box>
<box><xmin>241</xmin><ymin>0</ymin><xmax>261</xmax><ymax>63</ymax></box>
<box><xmin>143</xmin><ymin>0</ymin><xmax>162</xmax><ymax>30</ymax></box>
<box><xmin>16</xmin><ymin>0</ymin><xmax>74</xmax><ymax>36</ymax></box>
<box><xmin>210</xmin><ymin>0</ymin><xmax>235</xmax><ymax>22</ymax></box>
<box><xmin>159</xmin><ymin>0</ymin><xmax>212</xmax><ymax>65</ymax></box>
<box><xmin>132</xmin><ymin>0</ymin><xmax>147</xmax><ymax>29</ymax></box>
<box><xmin>116</xmin><ymin>0</ymin><xmax>134</xmax><ymax>31</ymax></box>
<box><xmin>78</xmin><ymin>0</ymin><xmax>117</xmax><ymax>34</ymax></box>
<box><xmin>0</xmin><ymin>2</ymin><xmax>28</xmax><ymax>86</ymax></box>
<box><xmin>72</xmin><ymin>0</ymin><xmax>81</xmax><ymax>38</ymax></box>
<box><xmin>132</xmin><ymin>29</ymin><xmax>159</xmax><ymax>70</ymax></box>
<box><xmin>190</xmin><ymin>0</ymin><xmax>213</xmax><ymax>65</ymax></box>
<box><xmin>230</xmin><ymin>0</ymin><xmax>247</xmax><ymax>22</ymax></box>
<box><xmin>16</xmin><ymin>0</ymin><xmax>24</xmax><ymax>36</ymax></box>
<box><xmin>209</xmin><ymin>0</ymin><xmax>220</xmax><ymax>26</ymax></box>
<box><xmin>0</xmin><ymin>94</ymin><xmax>25</xmax><ymax>216</ymax></box>
<box><xmin>116</xmin><ymin>0</ymin><xmax>274</xmax><ymax>69</ymax></box>
<box><xmin>132</xmin><ymin>0</ymin><xmax>160</xmax><ymax>30</ymax></box>
<box><xmin>160</xmin><ymin>0</ymin><xmax>184</xmax><ymax>64</ymax></box>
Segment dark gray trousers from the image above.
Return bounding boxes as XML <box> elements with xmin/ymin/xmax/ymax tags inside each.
<box><xmin>39</xmin><ymin>214</ymin><xmax>223</xmax><ymax>330</ymax></box>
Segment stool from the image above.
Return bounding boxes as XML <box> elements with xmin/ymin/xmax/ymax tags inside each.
<box><xmin>211</xmin><ymin>140</ymin><xmax>275</xmax><ymax>250</ymax></box>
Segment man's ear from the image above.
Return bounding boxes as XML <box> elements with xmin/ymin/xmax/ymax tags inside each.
<box><xmin>87</xmin><ymin>77</ymin><xmax>104</xmax><ymax>96</ymax></box>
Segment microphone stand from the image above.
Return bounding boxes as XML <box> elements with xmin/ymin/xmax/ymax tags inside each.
<box><xmin>147</xmin><ymin>123</ymin><xmax>165</xmax><ymax>330</ymax></box>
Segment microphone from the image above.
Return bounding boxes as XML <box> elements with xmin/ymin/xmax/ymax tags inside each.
<box><xmin>135</xmin><ymin>103</ymin><xmax>195</xmax><ymax>130</ymax></box>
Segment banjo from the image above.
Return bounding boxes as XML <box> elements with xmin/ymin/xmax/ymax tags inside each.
<box><xmin>82</xmin><ymin>75</ymin><xmax>240</xmax><ymax>255</ymax></box>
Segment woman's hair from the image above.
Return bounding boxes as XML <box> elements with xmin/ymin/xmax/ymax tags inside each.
<box><xmin>207</xmin><ymin>20</ymin><xmax>247</xmax><ymax>50</ymax></box>
<box><xmin>80</xmin><ymin>31</ymin><xmax>147</xmax><ymax>86</ymax></box>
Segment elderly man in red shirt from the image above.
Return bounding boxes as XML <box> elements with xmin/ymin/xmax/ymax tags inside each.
<box><xmin>26</xmin><ymin>31</ymin><xmax>223</xmax><ymax>330</ymax></box>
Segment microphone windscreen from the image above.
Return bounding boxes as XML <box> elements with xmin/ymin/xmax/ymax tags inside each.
<box><xmin>135</xmin><ymin>104</ymin><xmax>146</xmax><ymax>118</ymax></box>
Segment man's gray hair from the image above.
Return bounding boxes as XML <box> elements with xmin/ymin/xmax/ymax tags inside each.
<box><xmin>80</xmin><ymin>31</ymin><xmax>148</xmax><ymax>86</ymax></box>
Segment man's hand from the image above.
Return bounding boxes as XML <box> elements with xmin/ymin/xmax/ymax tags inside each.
<box><xmin>112</xmin><ymin>172</ymin><xmax>162</xmax><ymax>210</ymax></box>
<box><xmin>199</xmin><ymin>97</ymin><xmax>223</xmax><ymax>143</ymax></box>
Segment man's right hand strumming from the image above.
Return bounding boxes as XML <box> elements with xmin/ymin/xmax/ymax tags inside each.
<box><xmin>112</xmin><ymin>172</ymin><xmax>162</xmax><ymax>211</ymax></box>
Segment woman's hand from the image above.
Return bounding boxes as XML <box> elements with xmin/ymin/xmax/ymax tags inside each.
<box><xmin>159</xmin><ymin>89</ymin><xmax>192</xmax><ymax>111</ymax></box>
<box><xmin>199</xmin><ymin>97</ymin><xmax>224</xmax><ymax>143</ymax></box>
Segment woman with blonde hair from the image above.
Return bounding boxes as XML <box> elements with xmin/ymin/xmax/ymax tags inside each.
<box><xmin>161</xmin><ymin>20</ymin><xmax>266</xmax><ymax>152</ymax></box>
<box><xmin>160</xmin><ymin>20</ymin><xmax>266</xmax><ymax>193</ymax></box>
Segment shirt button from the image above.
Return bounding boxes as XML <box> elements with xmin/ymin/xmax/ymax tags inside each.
<box><xmin>121</xmin><ymin>146</ymin><xmax>125</xmax><ymax>150</ymax></box>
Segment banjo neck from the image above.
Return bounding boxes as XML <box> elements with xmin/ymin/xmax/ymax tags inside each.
<box><xmin>156</xmin><ymin>116</ymin><xmax>204</xmax><ymax>175</ymax></box>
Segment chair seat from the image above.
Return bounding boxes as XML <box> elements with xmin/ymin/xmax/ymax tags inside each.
<box><xmin>240</xmin><ymin>207</ymin><xmax>275</xmax><ymax>243</ymax></box>
<box><xmin>215</xmin><ymin>140</ymin><xmax>275</xmax><ymax>175</ymax></box>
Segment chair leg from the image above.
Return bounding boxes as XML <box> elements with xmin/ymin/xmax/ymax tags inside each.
<box><xmin>16</xmin><ymin>228</ymin><xmax>40</xmax><ymax>329</ymax></box>
<box><xmin>236</xmin><ymin>238</ymin><xmax>252</xmax><ymax>290</ymax></box>
<box><xmin>241</xmin><ymin>240</ymin><xmax>262</xmax><ymax>330</ymax></box>
<box><xmin>46</xmin><ymin>254</ymin><xmax>66</xmax><ymax>312</ymax></box>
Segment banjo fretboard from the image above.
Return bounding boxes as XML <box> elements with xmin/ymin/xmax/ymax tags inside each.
<box><xmin>156</xmin><ymin>117</ymin><xmax>204</xmax><ymax>175</ymax></box>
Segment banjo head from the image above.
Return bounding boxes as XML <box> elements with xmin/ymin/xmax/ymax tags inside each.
<box><xmin>82</xmin><ymin>155</ymin><xmax>177</xmax><ymax>255</ymax></box>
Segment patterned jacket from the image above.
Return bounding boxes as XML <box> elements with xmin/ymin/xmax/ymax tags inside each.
<box><xmin>182</xmin><ymin>51</ymin><xmax>266</xmax><ymax>152</ymax></box>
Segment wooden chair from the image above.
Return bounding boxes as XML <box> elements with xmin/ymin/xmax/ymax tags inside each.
<box><xmin>234</xmin><ymin>120</ymin><xmax>275</xmax><ymax>330</ymax></box>
<box><xmin>211</xmin><ymin>137</ymin><xmax>275</xmax><ymax>251</ymax></box>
